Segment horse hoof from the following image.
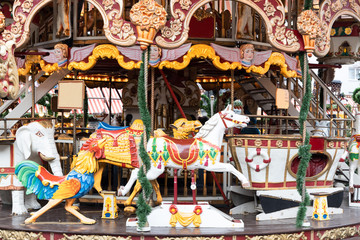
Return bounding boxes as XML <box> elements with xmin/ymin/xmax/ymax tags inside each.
<box><xmin>118</xmin><ymin>186</ymin><xmax>125</xmax><ymax>196</ymax></box>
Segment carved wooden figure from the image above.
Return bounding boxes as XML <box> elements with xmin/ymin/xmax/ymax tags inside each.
<box><xmin>56</xmin><ymin>0</ymin><xmax>70</xmax><ymax>37</ymax></box>
<box><xmin>120</xmin><ymin>105</ymin><xmax>251</xmax><ymax>201</ymax></box>
<box><xmin>236</xmin><ymin>3</ymin><xmax>253</xmax><ymax>39</ymax></box>
<box><xmin>15</xmin><ymin>138</ymin><xmax>107</xmax><ymax>224</ymax></box>
<box><xmin>0</xmin><ymin>120</ymin><xmax>63</xmax><ymax>215</ymax></box>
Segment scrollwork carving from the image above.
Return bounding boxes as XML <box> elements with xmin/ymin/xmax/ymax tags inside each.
<box><xmin>61</xmin><ymin>234</ymin><xmax>132</xmax><ymax>240</ymax></box>
<box><xmin>316</xmin><ymin>226</ymin><xmax>358</xmax><ymax>240</ymax></box>
<box><xmin>155</xmin><ymin>237</ymin><xmax>224</xmax><ymax>240</ymax></box>
<box><xmin>0</xmin><ymin>230</ymin><xmax>46</xmax><ymax>240</ymax></box>
<box><xmin>245</xmin><ymin>232</ymin><xmax>307</xmax><ymax>240</ymax></box>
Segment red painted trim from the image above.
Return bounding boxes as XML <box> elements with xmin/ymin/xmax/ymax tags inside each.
<box><xmin>0</xmin><ymin>167</ymin><xmax>15</xmax><ymax>174</ymax></box>
<box><xmin>256</xmin><ymin>148</ymin><xmax>261</xmax><ymax>155</ymax></box>
<box><xmin>251</xmin><ymin>181</ymin><xmax>333</xmax><ymax>189</ymax></box>
<box><xmin>309</xmin><ymin>137</ymin><xmax>325</xmax><ymax>151</ymax></box>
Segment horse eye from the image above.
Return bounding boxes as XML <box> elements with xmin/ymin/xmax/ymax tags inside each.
<box><xmin>35</xmin><ymin>131</ymin><xmax>44</xmax><ymax>137</ymax></box>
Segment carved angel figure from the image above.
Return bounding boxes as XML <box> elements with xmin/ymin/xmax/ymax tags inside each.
<box><xmin>282</xmin><ymin>52</ymin><xmax>302</xmax><ymax>76</ymax></box>
<box><xmin>117</xmin><ymin>43</ymin><xmax>192</xmax><ymax>66</ymax></box>
<box><xmin>38</xmin><ymin>43</ymin><xmax>97</xmax><ymax>67</ymax></box>
<box><xmin>0</xmin><ymin>40</ymin><xmax>19</xmax><ymax>99</ymax></box>
<box><xmin>210</xmin><ymin>43</ymin><xmax>272</xmax><ymax>67</ymax></box>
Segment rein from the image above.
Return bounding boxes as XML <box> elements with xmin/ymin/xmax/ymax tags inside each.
<box><xmin>218</xmin><ymin>112</ymin><xmax>243</xmax><ymax>128</ymax></box>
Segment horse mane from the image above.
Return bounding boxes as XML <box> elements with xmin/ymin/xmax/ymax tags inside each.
<box><xmin>195</xmin><ymin>113</ymin><xmax>219</xmax><ymax>138</ymax></box>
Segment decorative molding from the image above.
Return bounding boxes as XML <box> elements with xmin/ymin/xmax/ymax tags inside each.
<box><xmin>66</xmin><ymin>44</ymin><xmax>298</xmax><ymax>77</ymax></box>
<box><xmin>245</xmin><ymin>232</ymin><xmax>307</xmax><ymax>240</ymax></box>
<box><xmin>0</xmin><ymin>229</ymin><xmax>46</xmax><ymax>240</ymax></box>
<box><xmin>192</xmin><ymin>8</ymin><xmax>213</xmax><ymax>21</ymax></box>
<box><xmin>155</xmin><ymin>237</ymin><xmax>224</xmax><ymax>240</ymax></box>
<box><xmin>0</xmin><ymin>0</ymin><xmax>136</xmax><ymax>48</ymax></box>
<box><xmin>316</xmin><ymin>226</ymin><xmax>358</xmax><ymax>239</ymax></box>
<box><xmin>315</xmin><ymin>0</ymin><xmax>360</xmax><ymax>57</ymax></box>
<box><xmin>3</xmin><ymin>0</ymin><xmax>299</xmax><ymax>52</ymax></box>
<box><xmin>61</xmin><ymin>234</ymin><xmax>132</xmax><ymax>240</ymax></box>
<box><xmin>159</xmin><ymin>44</ymin><xmax>298</xmax><ymax>77</ymax></box>
<box><xmin>68</xmin><ymin>44</ymin><xmax>141</xmax><ymax>71</ymax></box>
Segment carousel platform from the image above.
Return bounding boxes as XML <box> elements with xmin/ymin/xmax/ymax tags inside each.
<box><xmin>1</xmin><ymin>193</ymin><xmax>360</xmax><ymax>240</ymax></box>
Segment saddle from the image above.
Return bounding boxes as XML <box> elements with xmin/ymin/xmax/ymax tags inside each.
<box><xmin>162</xmin><ymin>136</ymin><xmax>199</xmax><ymax>169</ymax></box>
<box><xmin>91</xmin><ymin>127</ymin><xmax>140</xmax><ymax>168</ymax></box>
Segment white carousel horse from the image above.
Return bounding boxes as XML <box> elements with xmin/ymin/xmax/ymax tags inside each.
<box><xmin>311</xmin><ymin>120</ymin><xmax>330</xmax><ymax>137</ymax></box>
<box><xmin>119</xmin><ymin>105</ymin><xmax>250</xmax><ymax>198</ymax></box>
<box><xmin>345</xmin><ymin>109</ymin><xmax>360</xmax><ymax>193</ymax></box>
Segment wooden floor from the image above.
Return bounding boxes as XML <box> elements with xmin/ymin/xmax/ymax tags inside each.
<box><xmin>1</xmin><ymin>194</ymin><xmax>360</xmax><ymax>239</ymax></box>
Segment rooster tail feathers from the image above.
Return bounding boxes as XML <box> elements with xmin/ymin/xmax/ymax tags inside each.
<box><xmin>15</xmin><ymin>160</ymin><xmax>59</xmax><ymax>199</ymax></box>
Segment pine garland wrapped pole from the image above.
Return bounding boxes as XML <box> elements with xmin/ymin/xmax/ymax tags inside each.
<box><xmin>295</xmin><ymin>52</ymin><xmax>312</xmax><ymax>228</ymax></box>
<box><xmin>295</xmin><ymin>0</ymin><xmax>315</xmax><ymax>227</ymax></box>
<box><xmin>136</xmin><ymin>48</ymin><xmax>153</xmax><ymax>230</ymax></box>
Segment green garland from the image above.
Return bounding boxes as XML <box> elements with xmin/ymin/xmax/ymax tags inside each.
<box><xmin>200</xmin><ymin>94</ymin><xmax>217</xmax><ymax>116</ymax></box>
<box><xmin>352</xmin><ymin>88</ymin><xmax>360</xmax><ymax>105</ymax></box>
<box><xmin>37</xmin><ymin>93</ymin><xmax>53</xmax><ymax>116</ymax></box>
<box><xmin>136</xmin><ymin>49</ymin><xmax>152</xmax><ymax>229</ymax></box>
<box><xmin>295</xmin><ymin>52</ymin><xmax>312</xmax><ymax>228</ymax></box>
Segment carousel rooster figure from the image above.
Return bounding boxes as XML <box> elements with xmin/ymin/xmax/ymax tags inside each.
<box><xmin>15</xmin><ymin>138</ymin><xmax>106</xmax><ymax>224</ymax></box>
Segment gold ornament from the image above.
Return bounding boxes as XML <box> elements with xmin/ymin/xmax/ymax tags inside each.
<box><xmin>0</xmin><ymin>11</ymin><xmax>5</xmax><ymax>33</ymax></box>
<box><xmin>297</xmin><ymin>10</ymin><xmax>321</xmax><ymax>57</ymax></box>
<box><xmin>130</xmin><ymin>0</ymin><xmax>167</xmax><ymax>50</ymax></box>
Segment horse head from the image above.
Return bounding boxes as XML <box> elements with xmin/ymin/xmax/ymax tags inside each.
<box><xmin>311</xmin><ymin>121</ymin><xmax>330</xmax><ymax>137</ymax></box>
<box><xmin>219</xmin><ymin>105</ymin><xmax>250</xmax><ymax>129</ymax></box>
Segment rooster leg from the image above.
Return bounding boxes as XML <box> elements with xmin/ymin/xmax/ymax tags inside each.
<box><xmin>24</xmin><ymin>199</ymin><xmax>63</xmax><ymax>224</ymax></box>
<box><xmin>65</xmin><ymin>198</ymin><xmax>96</xmax><ymax>224</ymax></box>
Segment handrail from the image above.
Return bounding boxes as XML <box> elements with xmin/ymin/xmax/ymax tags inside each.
<box><xmin>310</xmin><ymin>70</ymin><xmax>355</xmax><ymax>121</ymax></box>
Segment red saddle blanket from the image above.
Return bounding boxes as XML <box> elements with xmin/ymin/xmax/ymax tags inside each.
<box><xmin>162</xmin><ymin>136</ymin><xmax>199</xmax><ymax>169</ymax></box>
<box><xmin>90</xmin><ymin>128</ymin><xmax>139</xmax><ymax>168</ymax></box>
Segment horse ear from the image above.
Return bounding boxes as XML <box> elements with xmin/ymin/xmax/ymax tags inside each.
<box><xmin>225</xmin><ymin>104</ymin><xmax>231</xmax><ymax>111</ymax></box>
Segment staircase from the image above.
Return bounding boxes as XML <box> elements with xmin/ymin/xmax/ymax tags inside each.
<box><xmin>235</xmin><ymin>69</ymin><xmax>354</xmax><ymax>132</ymax></box>
<box><xmin>0</xmin><ymin>68</ymin><xmax>70</xmax><ymax>134</ymax></box>
<box><xmin>0</xmin><ymin>71</ymin><xmax>45</xmax><ymax>115</ymax></box>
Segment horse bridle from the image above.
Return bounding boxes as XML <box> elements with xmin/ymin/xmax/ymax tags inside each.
<box><xmin>218</xmin><ymin>112</ymin><xmax>244</xmax><ymax>128</ymax></box>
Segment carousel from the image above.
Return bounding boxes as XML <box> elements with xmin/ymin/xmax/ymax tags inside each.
<box><xmin>0</xmin><ymin>0</ymin><xmax>360</xmax><ymax>239</ymax></box>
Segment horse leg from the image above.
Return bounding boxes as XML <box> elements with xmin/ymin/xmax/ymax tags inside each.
<box><xmin>349</xmin><ymin>158</ymin><xmax>358</xmax><ymax>193</ymax></box>
<box><xmin>118</xmin><ymin>168</ymin><xmax>139</xmax><ymax>196</ymax></box>
<box><xmin>93</xmin><ymin>163</ymin><xmax>105</xmax><ymax>197</ymax></box>
<box><xmin>123</xmin><ymin>180</ymin><xmax>141</xmax><ymax>207</ymax></box>
<box><xmin>146</xmin><ymin>165</ymin><xmax>165</xmax><ymax>181</ymax></box>
<box><xmin>204</xmin><ymin>162</ymin><xmax>250</xmax><ymax>187</ymax></box>
<box><xmin>151</xmin><ymin>180</ymin><xmax>162</xmax><ymax>205</ymax></box>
